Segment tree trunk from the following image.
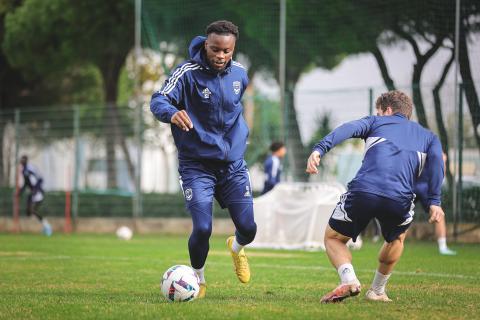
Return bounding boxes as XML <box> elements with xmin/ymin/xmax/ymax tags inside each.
<box><xmin>285</xmin><ymin>82</ymin><xmax>308</xmax><ymax>182</ymax></box>
<box><xmin>371</xmin><ymin>46</ymin><xmax>396</xmax><ymax>91</ymax></box>
<box><xmin>432</xmin><ymin>51</ymin><xmax>454</xmax><ymax>188</ymax></box>
<box><xmin>412</xmin><ymin>64</ymin><xmax>429</xmax><ymax>129</ymax></box>
<box><xmin>104</xmin><ymin>104</ymin><xmax>117</xmax><ymax>188</ymax></box>
<box><xmin>459</xmin><ymin>24</ymin><xmax>480</xmax><ymax>154</ymax></box>
<box><xmin>101</xmin><ymin>60</ymin><xmax>136</xmax><ymax>189</ymax></box>
<box><xmin>394</xmin><ymin>28</ymin><xmax>443</xmax><ymax>129</ymax></box>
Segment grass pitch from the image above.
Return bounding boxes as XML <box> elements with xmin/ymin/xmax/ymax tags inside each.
<box><xmin>0</xmin><ymin>233</ymin><xmax>478</xmax><ymax>319</ymax></box>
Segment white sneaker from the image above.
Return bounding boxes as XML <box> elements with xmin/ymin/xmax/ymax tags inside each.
<box><xmin>439</xmin><ymin>248</ymin><xmax>457</xmax><ymax>255</ymax></box>
<box><xmin>365</xmin><ymin>289</ymin><xmax>392</xmax><ymax>302</ymax></box>
<box><xmin>42</xmin><ymin>221</ymin><xmax>52</xmax><ymax>237</ymax></box>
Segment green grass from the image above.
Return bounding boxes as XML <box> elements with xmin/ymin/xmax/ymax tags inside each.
<box><xmin>0</xmin><ymin>233</ymin><xmax>478</xmax><ymax>319</ymax></box>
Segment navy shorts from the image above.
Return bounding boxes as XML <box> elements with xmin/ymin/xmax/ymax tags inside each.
<box><xmin>329</xmin><ymin>191</ymin><xmax>414</xmax><ymax>243</ymax></box>
<box><xmin>178</xmin><ymin>158</ymin><xmax>253</xmax><ymax>209</ymax></box>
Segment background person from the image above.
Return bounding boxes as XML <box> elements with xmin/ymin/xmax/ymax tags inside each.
<box><xmin>262</xmin><ymin>141</ymin><xmax>287</xmax><ymax>195</ymax></box>
<box><xmin>414</xmin><ymin>152</ymin><xmax>456</xmax><ymax>255</ymax></box>
<box><xmin>18</xmin><ymin>155</ymin><xmax>52</xmax><ymax>236</ymax></box>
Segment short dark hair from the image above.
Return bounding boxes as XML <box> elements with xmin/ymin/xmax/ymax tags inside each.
<box><xmin>376</xmin><ymin>90</ymin><xmax>413</xmax><ymax>119</ymax></box>
<box><xmin>270</xmin><ymin>141</ymin><xmax>285</xmax><ymax>153</ymax></box>
<box><xmin>206</xmin><ymin>20</ymin><xmax>239</xmax><ymax>39</ymax></box>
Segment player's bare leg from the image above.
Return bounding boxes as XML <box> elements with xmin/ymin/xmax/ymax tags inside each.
<box><xmin>366</xmin><ymin>232</ymin><xmax>406</xmax><ymax>302</ymax></box>
<box><xmin>31</xmin><ymin>202</ymin><xmax>52</xmax><ymax>236</ymax></box>
<box><xmin>321</xmin><ymin>225</ymin><xmax>361</xmax><ymax>303</ymax></box>
<box><xmin>435</xmin><ymin>215</ymin><xmax>456</xmax><ymax>255</ymax></box>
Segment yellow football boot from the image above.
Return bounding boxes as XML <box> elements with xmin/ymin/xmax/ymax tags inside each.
<box><xmin>226</xmin><ymin>236</ymin><xmax>250</xmax><ymax>283</ymax></box>
<box><xmin>197</xmin><ymin>283</ymin><xmax>206</xmax><ymax>299</ymax></box>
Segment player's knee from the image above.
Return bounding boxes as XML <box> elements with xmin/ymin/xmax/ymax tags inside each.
<box><xmin>189</xmin><ymin>202</ymin><xmax>213</xmax><ymax>241</ymax></box>
<box><xmin>238</xmin><ymin>221</ymin><xmax>257</xmax><ymax>242</ymax></box>
<box><xmin>236</xmin><ymin>221</ymin><xmax>257</xmax><ymax>245</ymax></box>
<box><xmin>192</xmin><ymin>222</ymin><xmax>212</xmax><ymax>240</ymax></box>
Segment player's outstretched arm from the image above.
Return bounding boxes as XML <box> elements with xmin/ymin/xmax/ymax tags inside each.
<box><xmin>306</xmin><ymin>151</ymin><xmax>321</xmax><ymax>174</ymax></box>
<box><xmin>171</xmin><ymin>110</ymin><xmax>193</xmax><ymax>132</ymax></box>
<box><xmin>428</xmin><ymin>205</ymin><xmax>445</xmax><ymax>224</ymax></box>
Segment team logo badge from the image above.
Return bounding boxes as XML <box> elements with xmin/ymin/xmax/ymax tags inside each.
<box><xmin>233</xmin><ymin>81</ymin><xmax>241</xmax><ymax>95</ymax></box>
<box><xmin>185</xmin><ymin>188</ymin><xmax>193</xmax><ymax>201</ymax></box>
<box><xmin>202</xmin><ymin>87</ymin><xmax>212</xmax><ymax>99</ymax></box>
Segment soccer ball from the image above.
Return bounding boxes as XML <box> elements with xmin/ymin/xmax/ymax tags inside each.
<box><xmin>347</xmin><ymin>235</ymin><xmax>363</xmax><ymax>250</ymax></box>
<box><xmin>116</xmin><ymin>226</ymin><xmax>133</xmax><ymax>240</ymax></box>
<box><xmin>160</xmin><ymin>265</ymin><xmax>200</xmax><ymax>302</ymax></box>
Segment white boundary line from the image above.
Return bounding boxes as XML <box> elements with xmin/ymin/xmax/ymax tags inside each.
<box><xmin>1</xmin><ymin>255</ymin><xmax>478</xmax><ymax>281</ymax></box>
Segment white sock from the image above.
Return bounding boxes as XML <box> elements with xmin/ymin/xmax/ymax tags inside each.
<box><xmin>193</xmin><ymin>266</ymin><xmax>205</xmax><ymax>284</ymax></box>
<box><xmin>438</xmin><ymin>237</ymin><xmax>448</xmax><ymax>251</ymax></box>
<box><xmin>231</xmin><ymin>237</ymin><xmax>244</xmax><ymax>253</ymax></box>
<box><xmin>337</xmin><ymin>263</ymin><xmax>359</xmax><ymax>285</ymax></box>
<box><xmin>371</xmin><ymin>270</ymin><xmax>391</xmax><ymax>295</ymax></box>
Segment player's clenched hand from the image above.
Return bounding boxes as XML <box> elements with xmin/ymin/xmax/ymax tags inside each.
<box><xmin>171</xmin><ymin>110</ymin><xmax>193</xmax><ymax>131</ymax></box>
<box><xmin>428</xmin><ymin>205</ymin><xmax>445</xmax><ymax>224</ymax></box>
<box><xmin>306</xmin><ymin>151</ymin><xmax>321</xmax><ymax>174</ymax></box>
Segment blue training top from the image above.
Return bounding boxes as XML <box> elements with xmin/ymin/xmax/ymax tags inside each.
<box><xmin>313</xmin><ymin>113</ymin><xmax>444</xmax><ymax>206</ymax></box>
<box><xmin>20</xmin><ymin>164</ymin><xmax>44</xmax><ymax>194</ymax></box>
<box><xmin>150</xmin><ymin>36</ymin><xmax>250</xmax><ymax>162</ymax></box>
<box><xmin>262</xmin><ymin>155</ymin><xmax>282</xmax><ymax>194</ymax></box>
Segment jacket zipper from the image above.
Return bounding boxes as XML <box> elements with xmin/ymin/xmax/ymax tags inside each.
<box><xmin>218</xmin><ymin>73</ymin><xmax>228</xmax><ymax>159</ymax></box>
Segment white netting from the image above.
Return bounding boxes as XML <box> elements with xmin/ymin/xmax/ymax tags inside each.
<box><xmin>250</xmin><ymin>182</ymin><xmax>346</xmax><ymax>251</ymax></box>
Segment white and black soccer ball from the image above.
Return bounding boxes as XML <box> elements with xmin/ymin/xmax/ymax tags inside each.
<box><xmin>160</xmin><ymin>265</ymin><xmax>200</xmax><ymax>302</ymax></box>
<box><xmin>347</xmin><ymin>235</ymin><xmax>363</xmax><ymax>250</ymax></box>
<box><xmin>116</xmin><ymin>226</ymin><xmax>133</xmax><ymax>240</ymax></box>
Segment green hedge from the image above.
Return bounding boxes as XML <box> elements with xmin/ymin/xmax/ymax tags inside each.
<box><xmin>1</xmin><ymin>187</ymin><xmax>478</xmax><ymax>222</ymax></box>
<box><xmin>0</xmin><ymin>188</ymin><xmax>231</xmax><ymax>218</ymax></box>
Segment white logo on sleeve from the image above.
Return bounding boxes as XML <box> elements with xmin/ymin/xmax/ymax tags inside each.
<box><xmin>233</xmin><ymin>81</ymin><xmax>241</xmax><ymax>95</ymax></box>
<box><xmin>244</xmin><ymin>185</ymin><xmax>251</xmax><ymax>197</ymax></box>
<box><xmin>202</xmin><ymin>87</ymin><xmax>212</xmax><ymax>99</ymax></box>
<box><xmin>185</xmin><ymin>188</ymin><xmax>193</xmax><ymax>201</ymax></box>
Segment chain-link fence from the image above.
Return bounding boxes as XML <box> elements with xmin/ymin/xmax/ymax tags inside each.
<box><xmin>1</xmin><ymin>0</ymin><xmax>479</xmax><ymax>236</ymax></box>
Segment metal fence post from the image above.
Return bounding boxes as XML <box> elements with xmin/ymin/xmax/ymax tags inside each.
<box><xmin>455</xmin><ymin>84</ymin><xmax>464</xmax><ymax>239</ymax></box>
<box><xmin>279</xmin><ymin>0</ymin><xmax>286</xmax><ymax>140</ymax></box>
<box><xmin>12</xmin><ymin>109</ymin><xmax>20</xmax><ymax>232</ymax></box>
<box><xmin>133</xmin><ymin>0</ymin><xmax>143</xmax><ymax>219</ymax></box>
<box><xmin>72</xmin><ymin>106</ymin><xmax>80</xmax><ymax>228</ymax></box>
<box><xmin>133</xmin><ymin>101</ymin><xmax>143</xmax><ymax>218</ymax></box>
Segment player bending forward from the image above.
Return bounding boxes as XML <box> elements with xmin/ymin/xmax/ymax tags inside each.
<box><xmin>306</xmin><ymin>90</ymin><xmax>445</xmax><ymax>303</ymax></box>
<box><xmin>150</xmin><ymin>21</ymin><xmax>256</xmax><ymax>298</ymax></box>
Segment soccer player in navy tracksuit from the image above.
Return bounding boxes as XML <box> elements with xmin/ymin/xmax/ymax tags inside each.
<box><xmin>262</xmin><ymin>141</ymin><xmax>287</xmax><ymax>195</ymax></box>
<box><xmin>150</xmin><ymin>21</ymin><xmax>256</xmax><ymax>298</ymax></box>
<box><xmin>306</xmin><ymin>90</ymin><xmax>445</xmax><ymax>303</ymax></box>
<box><xmin>18</xmin><ymin>155</ymin><xmax>52</xmax><ymax>236</ymax></box>
<box><xmin>414</xmin><ymin>153</ymin><xmax>456</xmax><ymax>255</ymax></box>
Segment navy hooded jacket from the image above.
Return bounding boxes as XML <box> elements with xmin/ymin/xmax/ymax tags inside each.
<box><xmin>150</xmin><ymin>36</ymin><xmax>249</xmax><ymax>162</ymax></box>
<box><xmin>313</xmin><ymin>113</ymin><xmax>444</xmax><ymax>206</ymax></box>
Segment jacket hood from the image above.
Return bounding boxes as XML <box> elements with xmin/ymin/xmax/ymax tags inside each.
<box><xmin>188</xmin><ymin>36</ymin><xmax>232</xmax><ymax>72</ymax></box>
<box><xmin>188</xmin><ymin>36</ymin><xmax>206</xmax><ymax>64</ymax></box>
